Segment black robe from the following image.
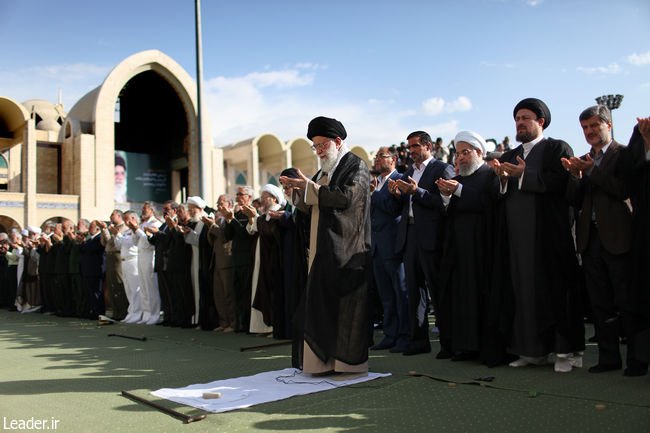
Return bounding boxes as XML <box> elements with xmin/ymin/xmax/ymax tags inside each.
<box><xmin>497</xmin><ymin>138</ymin><xmax>584</xmax><ymax>357</ymax></box>
<box><xmin>166</xmin><ymin>228</ymin><xmax>195</xmax><ymax>327</ymax></box>
<box><xmin>252</xmin><ymin>215</ymin><xmax>285</xmax><ymax>338</ymax></box>
<box><xmin>439</xmin><ymin>164</ymin><xmax>500</xmax><ymax>358</ymax></box>
<box><xmin>278</xmin><ymin>203</ymin><xmax>310</xmax><ymax>367</ymax></box>
<box><xmin>620</xmin><ymin>126</ymin><xmax>650</xmax><ymax>361</ymax></box>
<box><xmin>187</xmin><ymin>221</ymin><xmax>218</xmax><ymax>330</ymax></box>
<box><xmin>299</xmin><ymin>152</ymin><xmax>372</xmax><ymax>366</ymax></box>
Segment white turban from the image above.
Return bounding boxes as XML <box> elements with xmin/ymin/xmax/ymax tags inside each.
<box><xmin>27</xmin><ymin>225</ymin><xmax>42</xmax><ymax>235</ymax></box>
<box><xmin>187</xmin><ymin>196</ymin><xmax>206</xmax><ymax>209</ymax></box>
<box><xmin>454</xmin><ymin>130</ymin><xmax>486</xmax><ymax>155</ymax></box>
<box><xmin>262</xmin><ymin>184</ymin><xmax>286</xmax><ymax>207</ymax></box>
<box><xmin>21</xmin><ymin>229</ymin><xmax>29</xmax><ymax>237</ymax></box>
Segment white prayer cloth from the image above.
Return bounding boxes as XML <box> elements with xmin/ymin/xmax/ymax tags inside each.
<box><xmin>151</xmin><ymin>368</ymin><xmax>391</xmax><ymax>413</ymax></box>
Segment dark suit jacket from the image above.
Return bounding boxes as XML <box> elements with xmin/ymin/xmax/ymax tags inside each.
<box><xmin>224</xmin><ymin>210</ymin><xmax>256</xmax><ymax>267</ymax></box>
<box><xmin>79</xmin><ymin>234</ymin><xmax>105</xmax><ymax>278</ymax></box>
<box><xmin>371</xmin><ymin>170</ymin><xmax>403</xmax><ymax>260</ymax></box>
<box><xmin>148</xmin><ymin>223</ymin><xmax>170</xmax><ymax>272</ymax></box>
<box><xmin>566</xmin><ymin>141</ymin><xmax>632</xmax><ymax>254</ymax></box>
<box><xmin>395</xmin><ymin>159</ymin><xmax>456</xmax><ymax>254</ymax></box>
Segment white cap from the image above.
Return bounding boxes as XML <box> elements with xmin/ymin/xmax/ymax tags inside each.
<box><xmin>261</xmin><ymin>184</ymin><xmax>286</xmax><ymax>207</ymax></box>
<box><xmin>187</xmin><ymin>196</ymin><xmax>206</xmax><ymax>209</ymax></box>
<box><xmin>454</xmin><ymin>130</ymin><xmax>487</xmax><ymax>155</ymax></box>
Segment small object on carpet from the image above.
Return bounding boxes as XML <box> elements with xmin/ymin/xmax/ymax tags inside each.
<box><xmin>108</xmin><ymin>333</ymin><xmax>147</xmax><ymax>342</ymax></box>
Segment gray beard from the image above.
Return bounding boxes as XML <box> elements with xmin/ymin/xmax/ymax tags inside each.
<box><xmin>189</xmin><ymin>213</ymin><xmax>201</xmax><ymax>223</ymax></box>
<box><xmin>458</xmin><ymin>157</ymin><xmax>482</xmax><ymax>177</ymax></box>
<box><xmin>320</xmin><ymin>146</ymin><xmax>340</xmax><ymax>174</ymax></box>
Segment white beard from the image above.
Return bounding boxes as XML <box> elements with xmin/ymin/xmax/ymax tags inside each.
<box><xmin>320</xmin><ymin>145</ymin><xmax>340</xmax><ymax>174</ymax></box>
<box><xmin>114</xmin><ymin>182</ymin><xmax>127</xmax><ymax>202</ymax></box>
<box><xmin>189</xmin><ymin>213</ymin><xmax>201</xmax><ymax>223</ymax></box>
<box><xmin>458</xmin><ymin>155</ymin><xmax>483</xmax><ymax>177</ymax></box>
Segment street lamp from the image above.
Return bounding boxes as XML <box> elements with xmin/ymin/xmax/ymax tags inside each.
<box><xmin>595</xmin><ymin>94</ymin><xmax>623</xmax><ymax>140</ymax></box>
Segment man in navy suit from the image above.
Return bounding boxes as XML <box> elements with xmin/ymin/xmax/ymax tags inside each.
<box><xmin>370</xmin><ymin>146</ymin><xmax>409</xmax><ymax>352</ymax></box>
<box><xmin>388</xmin><ymin>131</ymin><xmax>455</xmax><ymax>356</ymax></box>
<box><xmin>564</xmin><ymin>106</ymin><xmax>645</xmax><ymax>376</ymax></box>
<box><xmin>80</xmin><ymin>220</ymin><xmax>105</xmax><ymax>319</ymax></box>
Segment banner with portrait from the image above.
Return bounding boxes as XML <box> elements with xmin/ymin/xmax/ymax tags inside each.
<box><xmin>114</xmin><ymin>150</ymin><xmax>171</xmax><ymax>203</ymax></box>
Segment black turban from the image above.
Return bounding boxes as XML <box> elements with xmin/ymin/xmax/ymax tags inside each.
<box><xmin>280</xmin><ymin>168</ymin><xmax>300</xmax><ymax>179</ymax></box>
<box><xmin>307</xmin><ymin>116</ymin><xmax>347</xmax><ymax>140</ymax></box>
<box><xmin>513</xmin><ymin>98</ymin><xmax>551</xmax><ymax>129</ymax></box>
<box><xmin>115</xmin><ymin>154</ymin><xmax>126</xmax><ymax>169</ymax></box>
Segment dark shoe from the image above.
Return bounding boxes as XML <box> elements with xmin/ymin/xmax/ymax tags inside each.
<box><xmin>623</xmin><ymin>366</ymin><xmax>648</xmax><ymax>377</ymax></box>
<box><xmin>371</xmin><ymin>338</ymin><xmax>396</xmax><ymax>351</ymax></box>
<box><xmin>403</xmin><ymin>342</ymin><xmax>431</xmax><ymax>356</ymax></box>
<box><xmin>588</xmin><ymin>363</ymin><xmax>622</xmax><ymax>373</ymax></box>
<box><xmin>436</xmin><ymin>349</ymin><xmax>453</xmax><ymax>360</ymax></box>
<box><xmin>389</xmin><ymin>342</ymin><xmax>409</xmax><ymax>353</ymax></box>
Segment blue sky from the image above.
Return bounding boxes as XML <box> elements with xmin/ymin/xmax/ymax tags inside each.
<box><xmin>1</xmin><ymin>0</ymin><xmax>648</xmax><ymax>156</ymax></box>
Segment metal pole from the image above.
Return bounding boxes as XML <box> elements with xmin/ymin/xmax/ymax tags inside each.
<box><xmin>195</xmin><ymin>0</ymin><xmax>204</xmax><ymax>197</ymax></box>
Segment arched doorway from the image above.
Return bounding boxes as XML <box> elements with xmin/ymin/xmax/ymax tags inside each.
<box><xmin>0</xmin><ymin>215</ymin><xmax>21</xmax><ymax>233</ymax></box>
<box><xmin>114</xmin><ymin>70</ymin><xmax>190</xmax><ymax>204</ymax></box>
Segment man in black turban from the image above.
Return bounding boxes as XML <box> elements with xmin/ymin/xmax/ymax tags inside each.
<box><xmin>491</xmin><ymin>98</ymin><xmax>584</xmax><ymax>372</ymax></box>
<box><xmin>306</xmin><ymin>116</ymin><xmax>347</xmax><ymax>141</ymax></box>
<box><xmin>512</xmin><ymin>98</ymin><xmax>551</xmax><ymax>130</ymax></box>
<box><xmin>280</xmin><ymin>117</ymin><xmax>371</xmax><ymax>375</ymax></box>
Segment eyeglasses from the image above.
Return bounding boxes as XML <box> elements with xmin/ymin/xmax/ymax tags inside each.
<box><xmin>236</xmin><ymin>192</ymin><xmax>248</xmax><ymax>196</ymax></box>
<box><xmin>374</xmin><ymin>154</ymin><xmax>392</xmax><ymax>159</ymax></box>
<box><xmin>311</xmin><ymin>140</ymin><xmax>332</xmax><ymax>151</ymax></box>
<box><xmin>456</xmin><ymin>149</ymin><xmax>475</xmax><ymax>157</ymax></box>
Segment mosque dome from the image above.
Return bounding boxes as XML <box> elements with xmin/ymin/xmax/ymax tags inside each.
<box><xmin>22</xmin><ymin>99</ymin><xmax>66</xmax><ymax>132</ymax></box>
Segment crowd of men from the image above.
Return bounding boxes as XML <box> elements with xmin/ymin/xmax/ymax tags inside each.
<box><xmin>0</xmin><ymin>103</ymin><xmax>649</xmax><ymax>379</ymax></box>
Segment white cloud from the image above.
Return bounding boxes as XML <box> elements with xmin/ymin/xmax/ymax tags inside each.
<box><xmin>422</xmin><ymin>97</ymin><xmax>445</xmax><ymax>116</ymax></box>
<box><xmin>628</xmin><ymin>51</ymin><xmax>650</xmax><ymax>65</ymax></box>
<box><xmin>295</xmin><ymin>62</ymin><xmax>327</xmax><ymax>70</ymax></box>
<box><xmin>447</xmin><ymin>96</ymin><xmax>472</xmax><ymax>112</ymax></box>
<box><xmin>422</xmin><ymin>96</ymin><xmax>472</xmax><ymax>116</ymax></box>
<box><xmin>576</xmin><ymin>63</ymin><xmax>621</xmax><ymax>74</ymax></box>
<box><xmin>421</xmin><ymin>120</ymin><xmax>460</xmax><ymax>138</ymax></box>
<box><xmin>242</xmin><ymin>69</ymin><xmax>314</xmax><ymax>88</ymax></box>
<box><xmin>480</xmin><ymin>60</ymin><xmax>515</xmax><ymax>69</ymax></box>
<box><xmin>204</xmin><ymin>67</ymin><xmax>466</xmax><ymax>151</ymax></box>
<box><xmin>525</xmin><ymin>0</ymin><xmax>543</xmax><ymax>6</ymax></box>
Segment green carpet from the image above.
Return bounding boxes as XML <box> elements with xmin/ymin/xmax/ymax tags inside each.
<box><xmin>1</xmin><ymin>310</ymin><xmax>649</xmax><ymax>432</ymax></box>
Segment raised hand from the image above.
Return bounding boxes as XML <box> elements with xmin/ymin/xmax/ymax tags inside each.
<box><xmin>502</xmin><ymin>156</ymin><xmax>526</xmax><ymax>178</ymax></box>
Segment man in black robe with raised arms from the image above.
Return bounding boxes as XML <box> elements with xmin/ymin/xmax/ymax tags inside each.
<box><xmin>437</xmin><ymin>130</ymin><xmax>501</xmax><ymax>364</ymax></box>
<box><xmin>280</xmin><ymin>116</ymin><xmax>371</xmax><ymax>375</ymax></box>
<box><xmin>492</xmin><ymin>98</ymin><xmax>584</xmax><ymax>373</ymax></box>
